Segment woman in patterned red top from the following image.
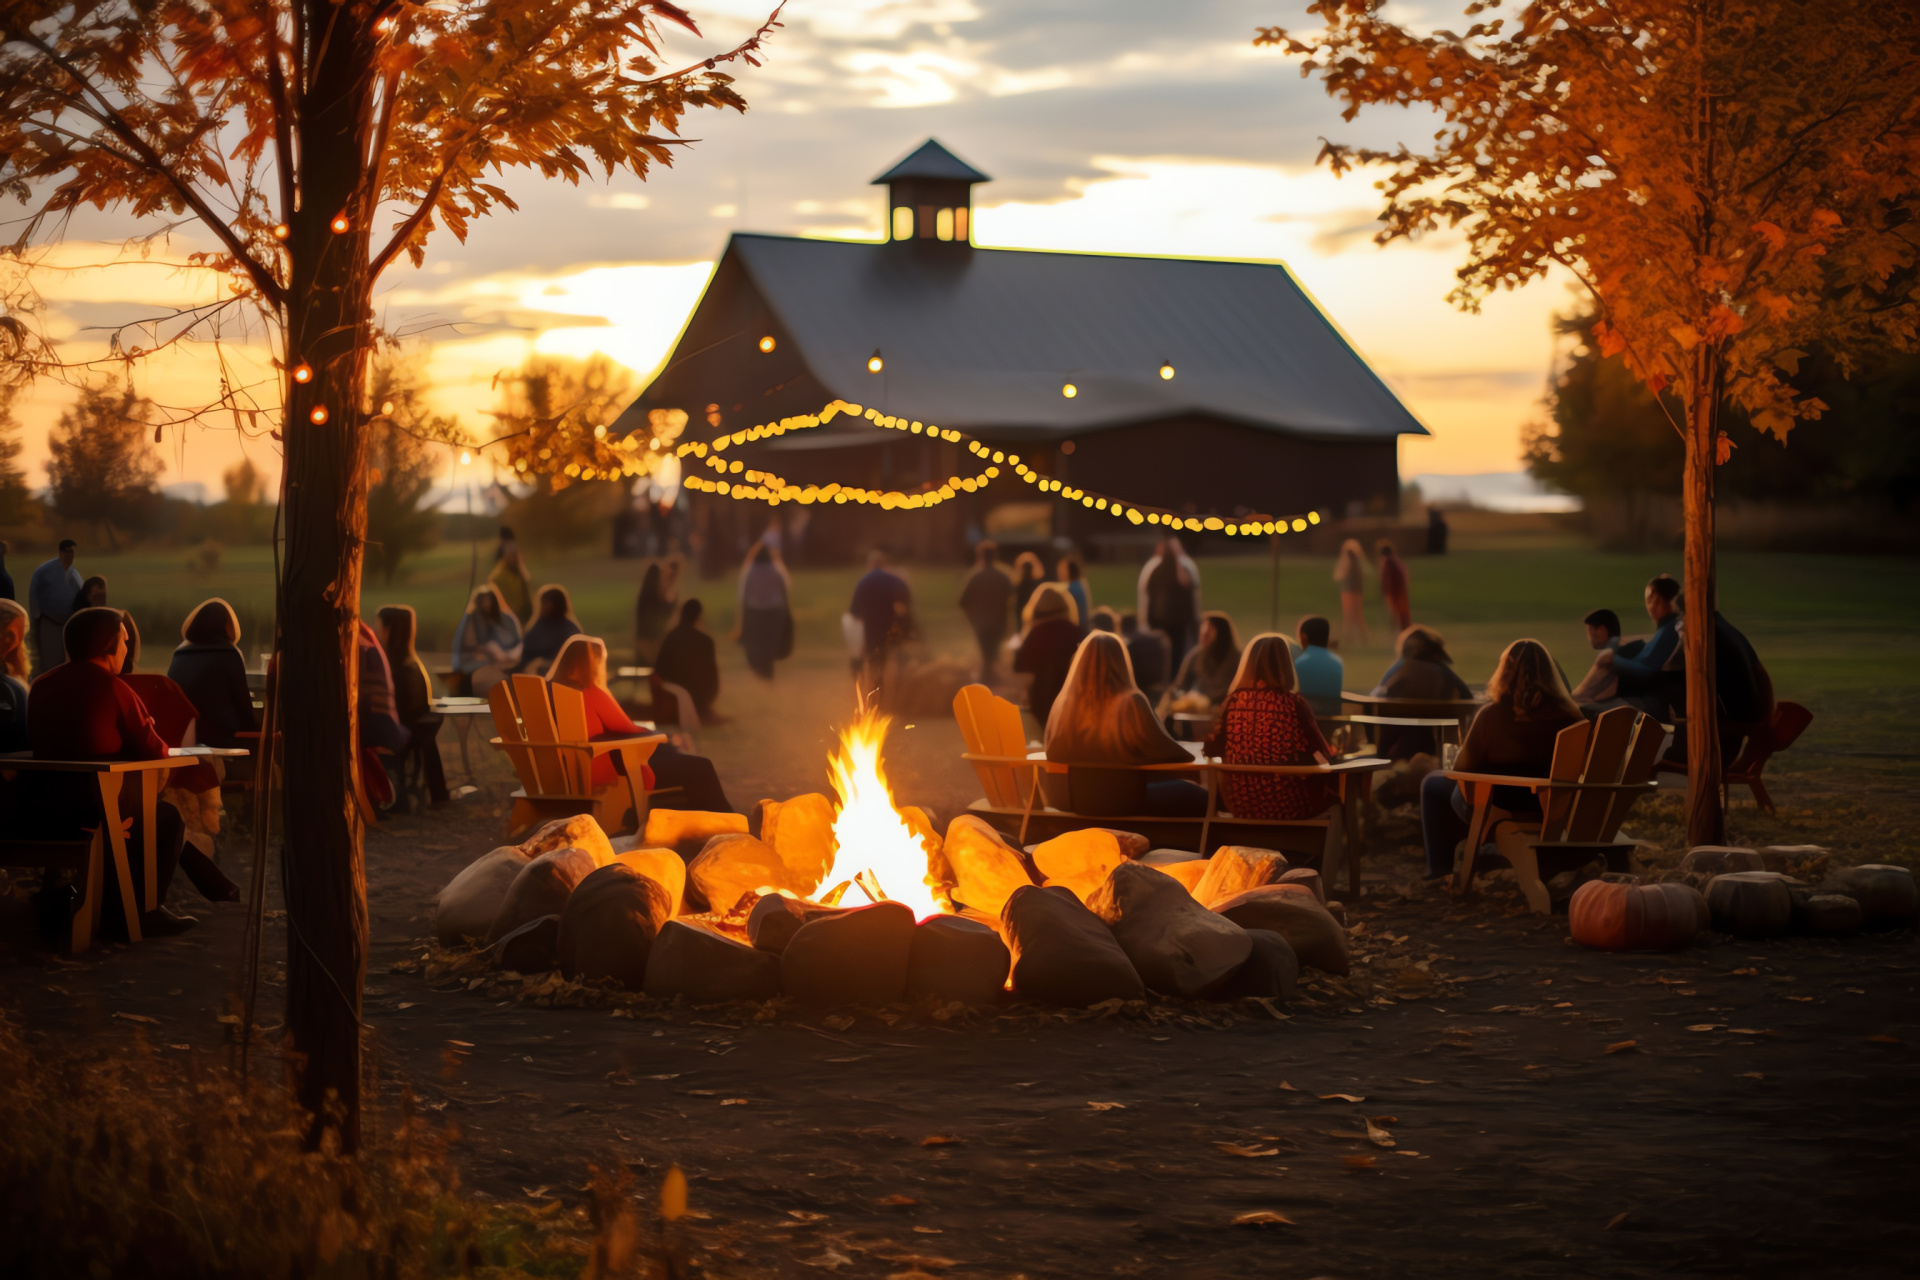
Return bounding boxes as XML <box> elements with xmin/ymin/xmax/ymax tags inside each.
<box><xmin>1204</xmin><ymin>634</ymin><xmax>1335</xmax><ymax>821</ymax></box>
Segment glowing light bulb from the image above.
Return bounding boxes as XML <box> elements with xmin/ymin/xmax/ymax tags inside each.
<box><xmin>309</xmin><ymin>405</ymin><xmax>329</xmax><ymax>424</ymax></box>
<box><xmin>292</xmin><ymin>363</ymin><xmax>312</xmax><ymax>384</ymax></box>
<box><xmin>867</xmin><ymin>350</ymin><xmax>884</xmax><ymax>373</ymax></box>
<box><xmin>460</xmin><ymin>450</ymin><xmax>472</xmax><ymax>465</ymax></box>
<box><xmin>272</xmin><ymin>224</ymin><xmax>290</xmax><ymax>240</ymax></box>
<box><xmin>1062</xmin><ymin>383</ymin><xmax>1077</xmax><ymax>398</ymax></box>
<box><xmin>380</xmin><ymin>399</ymin><xmax>394</xmax><ymax>415</ymax></box>
<box><xmin>759</xmin><ymin>335</ymin><xmax>776</xmax><ymax>352</ymax></box>
<box><xmin>1160</xmin><ymin>362</ymin><xmax>1175</xmax><ymax>380</ymax></box>
<box><xmin>330</xmin><ymin>213</ymin><xmax>349</xmax><ymax>234</ymax></box>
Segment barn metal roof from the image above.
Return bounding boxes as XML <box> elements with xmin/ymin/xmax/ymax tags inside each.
<box><xmin>871</xmin><ymin>138</ymin><xmax>991</xmax><ymax>185</ymax></box>
<box><xmin>725</xmin><ymin>233</ymin><xmax>1428</xmax><ymax>443</ymax></box>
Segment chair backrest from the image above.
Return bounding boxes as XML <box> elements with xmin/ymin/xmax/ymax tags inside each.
<box><xmin>1732</xmin><ymin>699</ymin><xmax>1813</xmax><ymax>774</ymax></box>
<box><xmin>1540</xmin><ymin>707</ymin><xmax>1660</xmax><ymax>844</ymax></box>
<box><xmin>953</xmin><ymin>682</ymin><xmax>1030</xmax><ymax>808</ymax></box>
<box><xmin>488</xmin><ymin>676</ymin><xmax>594</xmax><ymax>799</ymax></box>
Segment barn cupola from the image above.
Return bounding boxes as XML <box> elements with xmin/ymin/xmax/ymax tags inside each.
<box><xmin>874</xmin><ymin>138</ymin><xmax>989</xmax><ymax>251</ymax></box>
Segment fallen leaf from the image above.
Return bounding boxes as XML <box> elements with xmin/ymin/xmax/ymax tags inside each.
<box><xmin>1732</xmin><ymin>967</ymin><xmax>1758</xmax><ymax>976</ymax></box>
<box><xmin>920</xmin><ymin>1135</ymin><xmax>961</xmax><ymax>1147</ymax></box>
<box><xmin>720</xmin><ymin>1097</ymin><xmax>749</xmax><ymax>1106</ymax></box>
<box><xmin>1605</xmin><ymin>1040</ymin><xmax>1638</xmax><ymax>1054</ymax></box>
<box><xmin>215</xmin><ymin>1014</ymin><xmax>241</xmax><ymax>1025</ymax></box>
<box><xmin>1087</xmin><ymin>1101</ymin><xmax>1126</xmax><ymax>1111</ymax></box>
<box><xmin>522</xmin><ymin>1185</ymin><xmax>553</xmax><ymax>1199</ymax></box>
<box><xmin>685</xmin><ymin>1089</ymin><xmax>717</xmax><ymax>1096</ymax></box>
<box><xmin>447</xmin><ymin>1040</ymin><xmax>474</xmax><ymax>1048</ymax></box>
<box><xmin>878</xmin><ymin>1194</ymin><xmax>918</xmax><ymax>1206</ymax></box>
<box><xmin>113</xmin><ymin>1012</ymin><xmax>159</xmax><ymax>1024</ymax></box>
<box><xmin>1868</xmin><ymin>1034</ymin><xmax>1902</xmax><ymax>1045</ymax></box>
<box><xmin>1402</xmin><ymin>1078</ymin><xmax>1436</xmax><ymax>1085</ymax></box>
<box><xmin>168</xmin><ymin>1043</ymin><xmax>189</xmax><ymax>1051</ymax></box>
<box><xmin>786</xmin><ymin>1210</ymin><xmax>827</xmax><ymax>1222</ymax></box>
<box><xmin>397</xmin><ymin>1002</ymin><xmax>419</xmax><ymax>1010</ymax></box>
<box><xmin>1845</xmin><ymin>987</ymin><xmax>1865</xmax><ymax>995</ymax></box>
<box><xmin>1523</xmin><ymin>1064</ymin><xmax>1546</xmax><ymax>1071</ymax></box>
<box><xmin>1343</xmin><ymin>1155</ymin><xmax>1377</xmax><ymax>1169</ymax></box>
<box><xmin>1726</xmin><ymin>1028</ymin><xmax>1767</xmax><ymax>1036</ymax></box>
<box><xmin>1396</xmin><ymin>1151</ymin><xmax>1423</xmax><ymax>1157</ymax></box>
<box><xmin>1276</xmin><ymin>1080</ymin><xmax>1299</xmax><ymax>1091</ymax></box>
<box><xmin>1233</xmin><ymin>1210</ymin><xmax>1296</xmax><ymax>1226</ymax></box>
<box><xmin>660</xmin><ymin>1165</ymin><xmax>688</xmax><ymax>1222</ymax></box>
<box><xmin>1607</xmin><ymin>1211</ymin><xmax>1630</xmax><ymax>1230</ymax></box>
<box><xmin>799</xmin><ymin>1250</ymin><xmax>852</xmax><ymax>1269</ymax></box>
<box><xmin>1364</xmin><ymin>1118</ymin><xmax>1396</xmax><ymax>1149</ymax></box>
<box><xmin>1216</xmin><ymin>1143</ymin><xmax>1281</xmax><ymax>1158</ymax></box>
<box><xmin>1737</xmin><ymin>1072</ymin><xmax>1764</xmax><ymax>1079</ymax></box>
<box><xmin>911</xmin><ymin>1226</ymin><xmax>943</xmax><ymax>1234</ymax></box>
<box><xmin>1687</xmin><ymin>1024</ymin><xmax>1724</xmax><ymax>1032</ymax></box>
<box><xmin>1785</xmin><ymin>996</ymin><xmax>1813</xmax><ymax>1003</ymax></box>
<box><xmin>1318</xmin><ymin>1093</ymin><xmax>1366</xmax><ymax>1103</ymax></box>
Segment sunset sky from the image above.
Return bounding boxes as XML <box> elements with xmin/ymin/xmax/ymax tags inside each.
<box><xmin>13</xmin><ymin>0</ymin><xmax>1576</xmax><ymax>505</ymax></box>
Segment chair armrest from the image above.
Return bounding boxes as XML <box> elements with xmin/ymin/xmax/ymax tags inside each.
<box><xmin>1443</xmin><ymin>770</ymin><xmax>1551</xmax><ymax>789</ymax></box>
<box><xmin>586</xmin><ymin>733</ymin><xmax>667</xmax><ymax>756</ymax></box>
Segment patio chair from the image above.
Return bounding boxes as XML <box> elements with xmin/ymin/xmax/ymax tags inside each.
<box><xmin>1446</xmin><ymin>706</ymin><xmax>1663</xmax><ymax>914</ymax></box>
<box><xmin>1725</xmin><ymin>700</ymin><xmax>1812</xmax><ymax>815</ymax></box>
<box><xmin>487</xmin><ymin>674</ymin><xmax>668</xmax><ymax>840</ymax></box>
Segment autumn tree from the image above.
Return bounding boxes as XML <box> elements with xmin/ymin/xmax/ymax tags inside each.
<box><xmin>1260</xmin><ymin>0</ymin><xmax>1920</xmax><ymax>844</ymax></box>
<box><xmin>364</xmin><ymin>358</ymin><xmax>455</xmax><ymax>582</ymax></box>
<box><xmin>222</xmin><ymin>457</ymin><xmax>267</xmax><ymax>507</ymax></box>
<box><xmin>0</xmin><ymin>383</ymin><xmax>31</xmax><ymax>527</ymax></box>
<box><xmin>0</xmin><ymin>0</ymin><xmax>780</xmax><ymax>1145</ymax></box>
<box><xmin>46</xmin><ymin>381</ymin><xmax>164</xmax><ymax>547</ymax></box>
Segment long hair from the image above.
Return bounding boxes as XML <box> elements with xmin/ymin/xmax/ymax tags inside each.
<box><xmin>1012</xmin><ymin>551</ymin><xmax>1044</xmax><ymax>584</ymax></box>
<box><xmin>118</xmin><ymin>609</ymin><xmax>141</xmax><ymax>673</ymax></box>
<box><xmin>534</xmin><ymin>584</ymin><xmax>576</xmax><ymax>622</ymax></box>
<box><xmin>1022</xmin><ymin>582</ymin><xmax>1078</xmax><ymax>629</ymax></box>
<box><xmin>1227</xmin><ymin>633</ymin><xmax>1299</xmax><ymax>697</ymax></box>
<box><xmin>464</xmin><ymin>583</ymin><xmax>503</xmax><ymax>621</ymax></box>
<box><xmin>1333</xmin><ymin>538</ymin><xmax>1367</xmax><ymax>582</ymax></box>
<box><xmin>1045</xmin><ymin>632</ymin><xmax>1139</xmax><ymax>753</ymax></box>
<box><xmin>1487</xmin><ymin>638</ymin><xmax>1582</xmax><ymax>721</ymax></box>
<box><xmin>1199</xmin><ymin>611</ymin><xmax>1239</xmax><ymax>664</ymax></box>
<box><xmin>0</xmin><ymin>598</ymin><xmax>25</xmax><ymax>679</ymax></box>
<box><xmin>377</xmin><ymin>604</ymin><xmax>419</xmax><ymax>669</ymax></box>
<box><xmin>71</xmin><ymin>575</ymin><xmax>106</xmax><ymax>614</ymax></box>
<box><xmin>1397</xmin><ymin>623</ymin><xmax>1453</xmax><ymax>666</ymax></box>
<box><xmin>548</xmin><ymin>634</ymin><xmax>608</xmax><ymax>692</ymax></box>
<box><xmin>182</xmin><ymin>598</ymin><xmax>241</xmax><ymax>646</ymax></box>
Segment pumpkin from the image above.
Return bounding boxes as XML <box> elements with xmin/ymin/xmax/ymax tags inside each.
<box><xmin>1826</xmin><ymin>864</ymin><xmax>1917</xmax><ymax>924</ymax></box>
<box><xmin>1705</xmin><ymin>871</ymin><xmax>1793</xmax><ymax>939</ymax></box>
<box><xmin>1568</xmin><ymin>880</ymin><xmax>1707</xmax><ymax>952</ymax></box>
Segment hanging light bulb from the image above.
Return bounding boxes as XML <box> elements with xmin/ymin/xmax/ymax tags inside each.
<box><xmin>1061</xmin><ymin>383</ymin><xmax>1077</xmax><ymax>398</ymax></box>
<box><xmin>867</xmin><ymin>349</ymin><xmax>884</xmax><ymax>373</ymax></box>
<box><xmin>309</xmin><ymin>405</ymin><xmax>329</xmax><ymax>424</ymax></box>
<box><xmin>460</xmin><ymin>450</ymin><xmax>472</xmax><ymax>465</ymax></box>
<box><xmin>1159</xmin><ymin>361</ymin><xmax>1175</xmax><ymax>380</ymax></box>
<box><xmin>330</xmin><ymin>213</ymin><xmax>350</xmax><ymax>234</ymax></box>
<box><xmin>272</xmin><ymin>223</ymin><xmax>290</xmax><ymax>240</ymax></box>
<box><xmin>291</xmin><ymin>363</ymin><xmax>312</xmax><ymax>383</ymax></box>
<box><xmin>380</xmin><ymin>399</ymin><xmax>394</xmax><ymax>415</ymax></box>
<box><xmin>759</xmin><ymin>335</ymin><xmax>776</xmax><ymax>353</ymax></box>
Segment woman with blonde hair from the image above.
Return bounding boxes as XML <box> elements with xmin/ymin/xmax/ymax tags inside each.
<box><xmin>1333</xmin><ymin>538</ymin><xmax>1369</xmax><ymax>642</ymax></box>
<box><xmin>1203</xmin><ymin>633</ymin><xmax>1335</xmax><ymax>821</ymax></box>
<box><xmin>0</xmin><ymin>599</ymin><xmax>28</xmax><ymax>750</ymax></box>
<box><xmin>167</xmin><ymin>598</ymin><xmax>257</xmax><ymax>752</ymax></box>
<box><xmin>548</xmin><ymin>634</ymin><xmax>733</xmax><ymax>813</ymax></box>
<box><xmin>1419</xmin><ymin>638</ymin><xmax>1586</xmax><ymax>880</ymax></box>
<box><xmin>1045</xmin><ymin>631</ymin><xmax>1203</xmax><ymax>817</ymax></box>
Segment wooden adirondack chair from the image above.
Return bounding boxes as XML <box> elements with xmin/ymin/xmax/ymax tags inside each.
<box><xmin>488</xmin><ymin>674</ymin><xmax>666</xmax><ymax>840</ymax></box>
<box><xmin>953</xmin><ymin>683</ymin><xmax>1043</xmax><ymax>829</ymax></box>
<box><xmin>1446</xmin><ymin>706</ymin><xmax>1662</xmax><ymax>914</ymax></box>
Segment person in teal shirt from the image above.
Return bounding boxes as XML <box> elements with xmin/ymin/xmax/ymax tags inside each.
<box><xmin>1292</xmin><ymin>615</ymin><xmax>1344</xmax><ymax>717</ymax></box>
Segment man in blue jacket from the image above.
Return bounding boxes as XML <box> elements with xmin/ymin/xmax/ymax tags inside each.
<box><xmin>1596</xmin><ymin>573</ymin><xmax>1682</xmax><ymax>716</ymax></box>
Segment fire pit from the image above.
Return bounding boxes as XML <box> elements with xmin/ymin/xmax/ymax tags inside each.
<box><xmin>434</xmin><ymin>710</ymin><xmax>1344</xmax><ymax>1011</ymax></box>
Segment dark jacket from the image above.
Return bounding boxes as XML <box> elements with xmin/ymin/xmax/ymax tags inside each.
<box><xmin>166</xmin><ymin>643</ymin><xmax>257</xmax><ymax>750</ymax></box>
<box><xmin>656</xmin><ymin>622</ymin><xmax>720</xmax><ymax>714</ymax></box>
<box><xmin>959</xmin><ymin>566</ymin><xmax>1012</xmax><ymax>635</ymax></box>
<box><xmin>1013</xmin><ymin>619</ymin><xmax>1083</xmax><ymax>726</ymax></box>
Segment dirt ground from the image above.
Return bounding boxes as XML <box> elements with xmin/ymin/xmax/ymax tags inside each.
<box><xmin>4</xmin><ymin>664</ymin><xmax>1918</xmax><ymax>1278</ymax></box>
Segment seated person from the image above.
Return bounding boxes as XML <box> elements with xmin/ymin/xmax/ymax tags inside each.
<box><xmin>118</xmin><ymin>613</ymin><xmax>239</xmax><ymax>902</ymax></box>
<box><xmin>1371</xmin><ymin>624</ymin><xmax>1473</xmax><ymax>758</ymax></box>
<box><xmin>379</xmin><ymin>604</ymin><xmax>450</xmax><ymax>810</ymax></box>
<box><xmin>167</xmin><ymin>598</ymin><xmax>258</xmax><ymax>753</ymax></box>
<box><xmin>1203</xmin><ymin>634</ymin><xmax>1336</xmax><ymax>822</ymax></box>
<box><xmin>1292</xmin><ymin>614</ymin><xmax>1344</xmax><ymax>717</ymax></box>
<box><xmin>1088</xmin><ymin>606</ymin><xmax>1120</xmax><ymax>634</ymax></box>
<box><xmin>549</xmin><ymin>635</ymin><xmax>733</xmax><ymax>815</ymax></box>
<box><xmin>1665</xmin><ymin>610</ymin><xmax>1775</xmax><ymax>763</ymax></box>
<box><xmin>1586</xmin><ymin>573</ymin><xmax>1683</xmax><ymax>716</ymax></box>
<box><xmin>1013</xmin><ymin>585</ymin><xmax>1083</xmax><ymax>728</ymax></box>
<box><xmin>450</xmin><ymin>584</ymin><xmax>523</xmax><ymax>697</ymax></box>
<box><xmin>0</xmin><ymin>598</ymin><xmax>28</xmax><ymax>752</ymax></box>
<box><xmin>1158</xmin><ymin>611</ymin><xmax>1242</xmax><ymax>717</ymax></box>
<box><xmin>1420</xmin><ymin>639</ymin><xmax>1586</xmax><ymax>879</ymax></box>
<box><xmin>654</xmin><ymin>599</ymin><xmax>720</xmax><ymax>719</ymax></box>
<box><xmin>516</xmin><ymin>584</ymin><xmax>582</xmax><ymax>675</ymax></box>
<box><xmin>27</xmin><ymin>607</ymin><xmax>195</xmax><ymax>936</ymax></box>
<box><xmin>357</xmin><ymin>621</ymin><xmax>408</xmax><ymax>809</ymax></box>
<box><xmin>1119</xmin><ymin>612</ymin><xmax>1170</xmax><ymax>700</ymax></box>
<box><xmin>1045</xmin><ymin>631</ymin><xmax>1204</xmax><ymax>818</ymax></box>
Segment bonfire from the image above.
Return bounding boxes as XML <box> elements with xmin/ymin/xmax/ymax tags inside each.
<box><xmin>817</xmin><ymin>709</ymin><xmax>947</xmax><ymax>921</ymax></box>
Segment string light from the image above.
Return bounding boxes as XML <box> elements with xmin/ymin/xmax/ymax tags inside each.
<box><xmin>272</xmin><ymin>223</ymin><xmax>290</xmax><ymax>240</ymax></box>
<box><xmin>1160</xmin><ymin>361</ymin><xmax>1175</xmax><ymax>380</ymax></box>
<box><xmin>291</xmin><ymin>363</ymin><xmax>312</xmax><ymax>383</ymax></box>
<box><xmin>309</xmin><ymin>405</ymin><xmax>329</xmax><ymax>424</ymax></box>
<box><xmin>380</xmin><ymin>399</ymin><xmax>394</xmax><ymax>415</ymax></box>
<box><xmin>1062</xmin><ymin>383</ymin><xmax>1077</xmax><ymax>398</ymax></box>
<box><xmin>330</xmin><ymin>213</ymin><xmax>350</xmax><ymax>234</ymax></box>
<box><xmin>759</xmin><ymin>335</ymin><xmax>776</xmax><ymax>352</ymax></box>
<box><xmin>867</xmin><ymin>350</ymin><xmax>884</xmax><ymax>373</ymax></box>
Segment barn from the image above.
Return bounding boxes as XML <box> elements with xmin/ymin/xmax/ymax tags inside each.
<box><xmin>611</xmin><ymin>139</ymin><xmax>1428</xmax><ymax>567</ymax></box>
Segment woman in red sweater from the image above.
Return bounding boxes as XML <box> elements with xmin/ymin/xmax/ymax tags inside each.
<box><xmin>1203</xmin><ymin>633</ymin><xmax>1335</xmax><ymax>821</ymax></box>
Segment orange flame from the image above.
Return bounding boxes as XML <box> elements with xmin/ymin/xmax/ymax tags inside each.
<box><xmin>822</xmin><ymin>707</ymin><xmax>944</xmax><ymax>921</ymax></box>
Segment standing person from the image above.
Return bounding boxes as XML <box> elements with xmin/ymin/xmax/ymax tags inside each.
<box><xmin>1141</xmin><ymin>536</ymin><xmax>1201</xmax><ymax>665</ymax></box>
<box><xmin>549</xmin><ymin>634</ymin><xmax>734</xmax><ymax>813</ymax></box>
<box><xmin>378</xmin><ymin>604</ymin><xmax>450</xmax><ymax>810</ymax></box>
<box><xmin>168</xmin><ymin>599</ymin><xmax>257</xmax><ymax>753</ymax></box>
<box><xmin>1046</xmin><ymin>631</ymin><xmax>1205</xmax><ymax>817</ymax></box>
<box><xmin>516</xmin><ymin>585</ymin><xmax>582</xmax><ymax>674</ymax></box>
<box><xmin>849</xmin><ymin>550</ymin><xmax>911</xmax><ymax>676</ymax></box>
<box><xmin>1120</xmin><ymin>612</ymin><xmax>1171</xmax><ymax>699</ymax></box>
<box><xmin>1333</xmin><ymin>538</ymin><xmax>1370</xmax><ymax>643</ymax></box>
<box><xmin>1377</xmin><ymin>540</ymin><xmax>1411</xmax><ymax>634</ymax></box>
<box><xmin>0</xmin><ymin>599</ymin><xmax>29</xmax><ymax>751</ymax></box>
<box><xmin>958</xmin><ymin>541</ymin><xmax>1013</xmax><ymax>681</ymax></box>
<box><xmin>1426</xmin><ymin>506</ymin><xmax>1450</xmax><ymax>555</ymax></box>
<box><xmin>28</xmin><ymin>539</ymin><xmax>81</xmax><ymax>670</ymax></box>
<box><xmin>1293</xmin><ymin>615</ymin><xmax>1345</xmax><ymax>716</ymax></box>
<box><xmin>1013</xmin><ymin>584</ymin><xmax>1082</xmax><ymax>728</ymax></box>
<box><xmin>1011</xmin><ymin>552</ymin><xmax>1046</xmax><ymax>619</ymax></box>
<box><xmin>488</xmin><ymin>536</ymin><xmax>535</xmax><ymax>623</ymax></box>
<box><xmin>28</xmin><ymin>607</ymin><xmax>194</xmax><ymax>936</ymax></box>
<box><xmin>1203</xmin><ymin>634</ymin><xmax>1339</xmax><ymax>827</ymax></box>
<box><xmin>1058</xmin><ymin>556</ymin><xmax>1092</xmax><ymax>637</ymax></box>
<box><xmin>0</xmin><ymin>539</ymin><xmax>15</xmax><ymax>602</ymax></box>
<box><xmin>634</xmin><ymin>560</ymin><xmax>678</xmax><ymax>661</ymax></box>
<box><xmin>737</xmin><ymin>541</ymin><xmax>793</xmax><ymax>680</ymax></box>
<box><xmin>450</xmin><ymin>584</ymin><xmax>523</xmax><ymax>696</ymax></box>
<box><xmin>655</xmin><ymin>598</ymin><xmax>720</xmax><ymax>718</ymax></box>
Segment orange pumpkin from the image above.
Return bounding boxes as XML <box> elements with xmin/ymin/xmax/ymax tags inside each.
<box><xmin>1569</xmin><ymin>880</ymin><xmax>1709</xmax><ymax>952</ymax></box>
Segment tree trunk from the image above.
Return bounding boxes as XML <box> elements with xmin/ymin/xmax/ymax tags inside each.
<box><xmin>281</xmin><ymin>2</ymin><xmax>376</xmax><ymax>1151</ymax></box>
<box><xmin>1682</xmin><ymin>344</ymin><xmax>1724</xmax><ymax>848</ymax></box>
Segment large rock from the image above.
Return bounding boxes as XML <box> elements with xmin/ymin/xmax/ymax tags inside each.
<box><xmin>907</xmin><ymin>915</ymin><xmax>1011</xmax><ymax>1004</ymax></box>
<box><xmin>1086</xmin><ymin>862</ymin><xmax>1251</xmax><ymax>997</ymax></box>
<box><xmin>780</xmin><ymin>901</ymin><xmax>917</xmax><ymax>1006</ymax></box>
<box><xmin>756</xmin><ymin>793</ymin><xmax>837</xmax><ymax>894</ymax></box>
<box><xmin>1803</xmin><ymin>893</ymin><xmax>1864</xmax><ymax>936</ymax></box>
<box><xmin>1677</xmin><ymin>846</ymin><xmax>1764</xmax><ymax>877</ymax></box>
<box><xmin>1208</xmin><ymin>929</ymin><xmax>1299</xmax><ymax>1000</ymax></box>
<box><xmin>643</xmin><ymin>921</ymin><xmax>783</xmax><ymax>1002</ymax></box>
<box><xmin>435</xmin><ymin>846</ymin><xmax>530</xmax><ymax>946</ymax></box>
<box><xmin>749</xmin><ymin>892</ymin><xmax>820</xmax><ymax>953</ymax></box>
<box><xmin>1001</xmin><ymin>884</ymin><xmax>1144</xmax><ymax>1006</ymax></box>
<box><xmin>487</xmin><ymin>847</ymin><xmax>600</xmax><ymax>944</ymax></box>
<box><xmin>520</xmin><ymin>814</ymin><xmax>615</xmax><ymax>867</ymax></box>
<box><xmin>1030</xmin><ymin>829</ymin><xmax>1130</xmax><ymax>901</ymax></box>
<box><xmin>1211</xmin><ymin>886</ymin><xmax>1350</xmax><ymax>975</ymax></box>
<box><xmin>492</xmin><ymin>914</ymin><xmax>561</xmax><ymax>973</ymax></box>
<box><xmin>1193</xmin><ymin>846</ymin><xmax>1291</xmax><ymax>908</ymax></box>
<box><xmin>1275</xmin><ymin>867</ymin><xmax>1326</xmax><ymax>904</ymax></box>
<box><xmin>1826</xmin><ymin>864</ymin><xmax>1918</xmax><ymax>924</ymax></box>
<box><xmin>612</xmin><ymin>847</ymin><xmax>687</xmax><ymax>916</ymax></box>
<box><xmin>1705</xmin><ymin>871</ymin><xmax>1793</xmax><ymax>938</ymax></box>
<box><xmin>556</xmin><ymin>864</ymin><xmax>674</xmax><ymax>989</ymax></box>
<box><xmin>644</xmin><ymin>808</ymin><xmax>748</xmax><ymax>854</ymax></box>
<box><xmin>687</xmin><ymin>833</ymin><xmax>811</xmax><ymax>912</ymax></box>
<box><xmin>936</xmin><ymin>815</ymin><xmax>1034</xmax><ymax>917</ymax></box>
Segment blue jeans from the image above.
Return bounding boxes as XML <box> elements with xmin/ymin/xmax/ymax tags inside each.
<box><xmin>1420</xmin><ymin>771</ymin><xmax>1469</xmax><ymax>878</ymax></box>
